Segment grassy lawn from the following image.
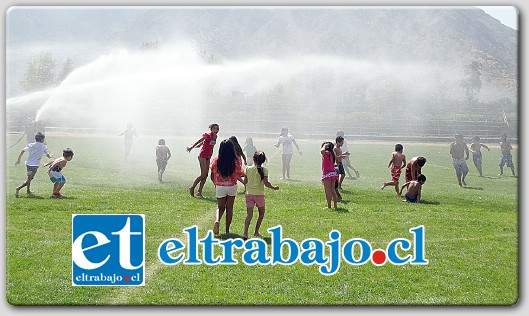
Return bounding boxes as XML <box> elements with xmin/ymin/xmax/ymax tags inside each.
<box><xmin>4</xmin><ymin>134</ymin><xmax>518</xmax><ymax>305</ymax></box>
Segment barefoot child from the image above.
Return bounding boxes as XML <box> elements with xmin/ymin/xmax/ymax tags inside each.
<box><xmin>274</xmin><ymin>127</ymin><xmax>301</xmax><ymax>179</ymax></box>
<box><xmin>450</xmin><ymin>133</ymin><xmax>470</xmax><ymax>187</ymax></box>
<box><xmin>405</xmin><ymin>156</ymin><xmax>427</xmax><ymax>182</ymax></box>
<box><xmin>44</xmin><ymin>148</ymin><xmax>74</xmax><ymax>198</ymax></box>
<box><xmin>187</xmin><ymin>123</ymin><xmax>219</xmax><ymax>198</ymax></box>
<box><xmin>210</xmin><ymin>139</ymin><xmax>245</xmax><ymax>235</ymax></box>
<box><xmin>336</xmin><ymin>131</ymin><xmax>359</xmax><ymax>179</ymax></box>
<box><xmin>242</xmin><ymin>151</ymin><xmax>279</xmax><ymax>240</ymax></box>
<box><xmin>469</xmin><ymin>136</ymin><xmax>490</xmax><ymax>177</ymax></box>
<box><xmin>321</xmin><ymin>142</ymin><xmax>339</xmax><ymax>209</ymax></box>
<box><xmin>156</xmin><ymin>139</ymin><xmax>171</xmax><ymax>182</ymax></box>
<box><xmin>399</xmin><ymin>174</ymin><xmax>426</xmax><ymax>203</ymax></box>
<box><xmin>381</xmin><ymin>143</ymin><xmax>406</xmax><ymax>194</ymax></box>
<box><xmin>498</xmin><ymin>134</ymin><xmax>516</xmax><ymax>177</ymax></box>
<box><xmin>15</xmin><ymin>132</ymin><xmax>53</xmax><ymax>197</ymax></box>
<box><xmin>334</xmin><ymin>135</ymin><xmax>350</xmax><ymax>191</ymax></box>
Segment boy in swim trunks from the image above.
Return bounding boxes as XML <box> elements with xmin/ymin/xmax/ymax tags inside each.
<box><xmin>44</xmin><ymin>148</ymin><xmax>74</xmax><ymax>198</ymax></box>
<box><xmin>498</xmin><ymin>134</ymin><xmax>516</xmax><ymax>177</ymax></box>
<box><xmin>381</xmin><ymin>143</ymin><xmax>406</xmax><ymax>195</ymax></box>
<box><xmin>450</xmin><ymin>133</ymin><xmax>470</xmax><ymax>187</ymax></box>
<box><xmin>399</xmin><ymin>174</ymin><xmax>426</xmax><ymax>203</ymax></box>
<box><xmin>469</xmin><ymin>136</ymin><xmax>490</xmax><ymax>177</ymax></box>
<box><xmin>405</xmin><ymin>156</ymin><xmax>426</xmax><ymax>182</ymax></box>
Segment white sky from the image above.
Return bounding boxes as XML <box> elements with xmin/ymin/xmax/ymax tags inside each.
<box><xmin>476</xmin><ymin>6</ymin><xmax>518</xmax><ymax>30</ymax></box>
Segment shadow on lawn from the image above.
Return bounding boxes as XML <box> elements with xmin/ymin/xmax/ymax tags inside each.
<box><xmin>462</xmin><ymin>186</ymin><xmax>484</xmax><ymax>191</ymax></box>
<box><xmin>217</xmin><ymin>233</ymin><xmax>272</xmax><ymax>244</ymax></box>
<box><xmin>418</xmin><ymin>200</ymin><xmax>440</xmax><ymax>205</ymax></box>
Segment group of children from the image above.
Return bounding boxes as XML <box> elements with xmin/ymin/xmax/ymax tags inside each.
<box><xmin>377</xmin><ymin>133</ymin><xmax>516</xmax><ymax>204</ymax></box>
<box><xmin>186</xmin><ymin>124</ymin><xmax>280</xmax><ymax>239</ymax></box>
<box><xmin>14</xmin><ymin>124</ymin><xmax>517</xmax><ymax>235</ymax></box>
<box><xmin>15</xmin><ymin>132</ymin><xmax>74</xmax><ymax>198</ymax></box>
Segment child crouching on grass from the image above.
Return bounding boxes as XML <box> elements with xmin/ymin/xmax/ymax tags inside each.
<box><xmin>44</xmin><ymin>148</ymin><xmax>74</xmax><ymax>198</ymax></box>
<box><xmin>399</xmin><ymin>174</ymin><xmax>426</xmax><ymax>203</ymax></box>
<box><xmin>243</xmin><ymin>151</ymin><xmax>280</xmax><ymax>240</ymax></box>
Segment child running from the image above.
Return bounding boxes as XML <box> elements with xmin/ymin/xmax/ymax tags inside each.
<box><xmin>210</xmin><ymin>139</ymin><xmax>245</xmax><ymax>235</ymax></box>
<box><xmin>399</xmin><ymin>174</ymin><xmax>426</xmax><ymax>203</ymax></box>
<box><xmin>381</xmin><ymin>143</ymin><xmax>407</xmax><ymax>194</ymax></box>
<box><xmin>44</xmin><ymin>148</ymin><xmax>74</xmax><ymax>198</ymax></box>
<box><xmin>469</xmin><ymin>136</ymin><xmax>490</xmax><ymax>177</ymax></box>
<box><xmin>15</xmin><ymin>132</ymin><xmax>53</xmax><ymax>197</ymax></box>
<box><xmin>321</xmin><ymin>142</ymin><xmax>339</xmax><ymax>209</ymax></box>
<box><xmin>450</xmin><ymin>133</ymin><xmax>470</xmax><ymax>187</ymax></box>
<box><xmin>118</xmin><ymin>123</ymin><xmax>137</xmax><ymax>161</ymax></box>
<box><xmin>187</xmin><ymin>123</ymin><xmax>219</xmax><ymax>198</ymax></box>
<box><xmin>243</xmin><ymin>137</ymin><xmax>257</xmax><ymax>166</ymax></box>
<box><xmin>498</xmin><ymin>134</ymin><xmax>516</xmax><ymax>177</ymax></box>
<box><xmin>336</xmin><ymin>131</ymin><xmax>360</xmax><ymax>179</ymax></box>
<box><xmin>274</xmin><ymin>127</ymin><xmax>301</xmax><ymax>180</ymax></box>
<box><xmin>243</xmin><ymin>151</ymin><xmax>280</xmax><ymax>240</ymax></box>
<box><xmin>156</xmin><ymin>139</ymin><xmax>171</xmax><ymax>182</ymax></box>
<box><xmin>334</xmin><ymin>135</ymin><xmax>350</xmax><ymax>191</ymax></box>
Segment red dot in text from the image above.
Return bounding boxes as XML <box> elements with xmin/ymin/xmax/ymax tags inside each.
<box><xmin>372</xmin><ymin>250</ymin><xmax>387</xmax><ymax>265</ymax></box>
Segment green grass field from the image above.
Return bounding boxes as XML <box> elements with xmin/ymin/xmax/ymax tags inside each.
<box><xmin>4</xmin><ymin>134</ymin><xmax>518</xmax><ymax>305</ymax></box>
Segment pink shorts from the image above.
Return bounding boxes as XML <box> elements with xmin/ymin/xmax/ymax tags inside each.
<box><xmin>245</xmin><ymin>194</ymin><xmax>265</xmax><ymax>208</ymax></box>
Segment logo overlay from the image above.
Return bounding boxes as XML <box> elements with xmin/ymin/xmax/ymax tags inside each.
<box><xmin>158</xmin><ymin>225</ymin><xmax>428</xmax><ymax>276</ymax></box>
<box><xmin>72</xmin><ymin>214</ymin><xmax>145</xmax><ymax>286</ymax></box>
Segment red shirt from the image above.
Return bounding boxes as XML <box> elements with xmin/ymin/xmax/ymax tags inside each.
<box><xmin>198</xmin><ymin>132</ymin><xmax>217</xmax><ymax>159</ymax></box>
<box><xmin>210</xmin><ymin>157</ymin><xmax>245</xmax><ymax>186</ymax></box>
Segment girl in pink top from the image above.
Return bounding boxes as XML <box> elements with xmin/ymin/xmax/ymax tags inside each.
<box><xmin>209</xmin><ymin>139</ymin><xmax>245</xmax><ymax>235</ymax></box>
<box><xmin>187</xmin><ymin>123</ymin><xmax>219</xmax><ymax>198</ymax></box>
<box><xmin>321</xmin><ymin>142</ymin><xmax>339</xmax><ymax>209</ymax></box>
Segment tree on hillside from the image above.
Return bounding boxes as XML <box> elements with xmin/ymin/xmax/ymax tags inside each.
<box><xmin>56</xmin><ymin>58</ymin><xmax>74</xmax><ymax>84</ymax></box>
<box><xmin>19</xmin><ymin>51</ymin><xmax>57</xmax><ymax>92</ymax></box>
<box><xmin>461</xmin><ymin>61</ymin><xmax>482</xmax><ymax>104</ymax></box>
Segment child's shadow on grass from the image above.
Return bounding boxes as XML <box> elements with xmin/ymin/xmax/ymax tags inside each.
<box><xmin>25</xmin><ymin>194</ymin><xmax>45</xmax><ymax>199</ymax></box>
<box><xmin>217</xmin><ymin>233</ymin><xmax>246</xmax><ymax>240</ymax></box>
<box><xmin>480</xmin><ymin>176</ymin><xmax>497</xmax><ymax>179</ymax></box>
<box><xmin>462</xmin><ymin>186</ymin><xmax>483</xmax><ymax>191</ymax></box>
<box><xmin>217</xmin><ymin>234</ymin><xmax>272</xmax><ymax>245</ymax></box>
<box><xmin>419</xmin><ymin>200</ymin><xmax>440</xmax><ymax>205</ymax></box>
<box><xmin>334</xmin><ymin>207</ymin><xmax>349</xmax><ymax>213</ymax></box>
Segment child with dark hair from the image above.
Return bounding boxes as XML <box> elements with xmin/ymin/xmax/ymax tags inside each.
<box><xmin>242</xmin><ymin>151</ymin><xmax>279</xmax><ymax>240</ymax></box>
<box><xmin>210</xmin><ymin>139</ymin><xmax>245</xmax><ymax>235</ymax></box>
<box><xmin>229</xmin><ymin>135</ymin><xmax>248</xmax><ymax>191</ymax></box>
<box><xmin>15</xmin><ymin>132</ymin><xmax>53</xmax><ymax>197</ymax></box>
<box><xmin>44</xmin><ymin>148</ymin><xmax>74</xmax><ymax>198</ymax></box>
<box><xmin>399</xmin><ymin>174</ymin><xmax>426</xmax><ymax>203</ymax></box>
<box><xmin>274</xmin><ymin>127</ymin><xmax>301</xmax><ymax>180</ymax></box>
<box><xmin>321</xmin><ymin>142</ymin><xmax>339</xmax><ymax>209</ymax></box>
<box><xmin>336</xmin><ymin>131</ymin><xmax>359</xmax><ymax>179</ymax></box>
<box><xmin>334</xmin><ymin>135</ymin><xmax>350</xmax><ymax>192</ymax></box>
<box><xmin>382</xmin><ymin>143</ymin><xmax>407</xmax><ymax>194</ymax></box>
<box><xmin>156</xmin><ymin>139</ymin><xmax>171</xmax><ymax>182</ymax></box>
<box><xmin>469</xmin><ymin>136</ymin><xmax>490</xmax><ymax>177</ymax></box>
<box><xmin>450</xmin><ymin>133</ymin><xmax>470</xmax><ymax>187</ymax></box>
<box><xmin>405</xmin><ymin>156</ymin><xmax>427</xmax><ymax>182</ymax></box>
<box><xmin>187</xmin><ymin>123</ymin><xmax>219</xmax><ymax>198</ymax></box>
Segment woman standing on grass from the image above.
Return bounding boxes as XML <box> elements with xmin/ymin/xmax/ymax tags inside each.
<box><xmin>210</xmin><ymin>139</ymin><xmax>245</xmax><ymax>235</ymax></box>
<box><xmin>321</xmin><ymin>142</ymin><xmax>339</xmax><ymax>209</ymax></box>
<box><xmin>187</xmin><ymin>123</ymin><xmax>219</xmax><ymax>198</ymax></box>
